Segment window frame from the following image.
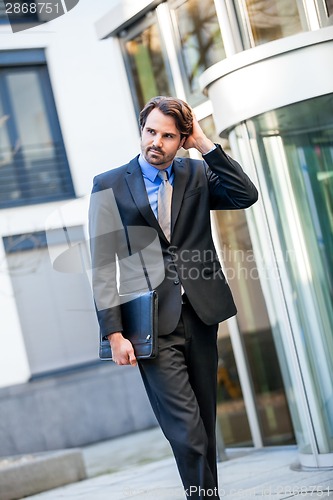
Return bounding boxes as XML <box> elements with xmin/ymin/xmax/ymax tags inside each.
<box><xmin>315</xmin><ymin>0</ymin><xmax>333</xmax><ymax>26</ymax></box>
<box><xmin>0</xmin><ymin>50</ymin><xmax>75</xmax><ymax>209</ymax></box>
<box><xmin>168</xmin><ymin>0</ymin><xmax>200</xmax><ymax>105</ymax></box>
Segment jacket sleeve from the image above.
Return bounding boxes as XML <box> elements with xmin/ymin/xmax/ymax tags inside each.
<box><xmin>204</xmin><ymin>144</ymin><xmax>258</xmax><ymax>209</ymax></box>
<box><xmin>89</xmin><ymin>176</ymin><xmax>123</xmax><ymax>338</ymax></box>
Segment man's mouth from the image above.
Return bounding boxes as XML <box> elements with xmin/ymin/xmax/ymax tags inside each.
<box><xmin>149</xmin><ymin>148</ymin><xmax>163</xmax><ymax>155</ymax></box>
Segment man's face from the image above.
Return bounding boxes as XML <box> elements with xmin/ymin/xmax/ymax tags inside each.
<box><xmin>141</xmin><ymin>108</ymin><xmax>186</xmax><ymax>170</ymax></box>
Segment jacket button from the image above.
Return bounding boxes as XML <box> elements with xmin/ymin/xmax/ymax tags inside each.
<box><xmin>174</xmin><ymin>279</ymin><xmax>180</xmax><ymax>285</ymax></box>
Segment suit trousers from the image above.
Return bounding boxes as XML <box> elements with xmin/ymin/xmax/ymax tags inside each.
<box><xmin>138</xmin><ymin>299</ymin><xmax>220</xmax><ymax>499</ymax></box>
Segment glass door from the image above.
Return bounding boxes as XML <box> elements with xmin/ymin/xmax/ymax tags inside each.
<box><xmin>230</xmin><ymin>93</ymin><xmax>333</xmax><ymax>467</ymax></box>
<box><xmin>214</xmin><ymin>209</ymin><xmax>295</xmax><ymax>447</ymax></box>
<box><xmin>200</xmin><ymin>115</ymin><xmax>295</xmax><ymax>448</ymax></box>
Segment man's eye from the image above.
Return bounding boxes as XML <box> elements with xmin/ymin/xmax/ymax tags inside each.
<box><xmin>147</xmin><ymin>129</ymin><xmax>155</xmax><ymax>134</ymax></box>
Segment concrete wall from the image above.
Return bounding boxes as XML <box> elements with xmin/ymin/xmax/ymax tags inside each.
<box><xmin>0</xmin><ymin>363</ymin><xmax>157</xmax><ymax>457</ymax></box>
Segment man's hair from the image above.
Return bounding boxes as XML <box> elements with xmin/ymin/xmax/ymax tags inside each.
<box><xmin>139</xmin><ymin>96</ymin><xmax>193</xmax><ymax>139</ymax></box>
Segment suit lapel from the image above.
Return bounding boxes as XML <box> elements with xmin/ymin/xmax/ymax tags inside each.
<box><xmin>125</xmin><ymin>156</ymin><xmax>189</xmax><ymax>243</ymax></box>
<box><xmin>125</xmin><ymin>156</ymin><xmax>166</xmax><ymax>240</ymax></box>
<box><xmin>171</xmin><ymin>158</ymin><xmax>189</xmax><ymax>235</ymax></box>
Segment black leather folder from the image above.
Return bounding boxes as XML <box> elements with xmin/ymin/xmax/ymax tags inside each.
<box><xmin>99</xmin><ymin>290</ymin><xmax>158</xmax><ymax>360</ymax></box>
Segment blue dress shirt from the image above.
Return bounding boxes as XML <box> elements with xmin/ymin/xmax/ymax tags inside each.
<box><xmin>138</xmin><ymin>154</ymin><xmax>174</xmax><ymax>218</ymax></box>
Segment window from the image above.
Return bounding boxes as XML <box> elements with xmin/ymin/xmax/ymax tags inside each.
<box><xmin>121</xmin><ymin>12</ymin><xmax>175</xmax><ymax>115</ymax></box>
<box><xmin>170</xmin><ymin>0</ymin><xmax>226</xmax><ymax>106</ymax></box>
<box><xmin>120</xmin><ymin>1</ymin><xmax>226</xmax><ymax>114</ymax></box>
<box><xmin>233</xmin><ymin>0</ymin><xmax>308</xmax><ymax>47</ymax></box>
<box><xmin>3</xmin><ymin>227</ymin><xmax>97</xmax><ymax>375</ymax></box>
<box><xmin>0</xmin><ymin>51</ymin><xmax>74</xmax><ymax>208</ymax></box>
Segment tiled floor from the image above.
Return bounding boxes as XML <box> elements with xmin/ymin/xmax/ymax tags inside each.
<box><xmin>26</xmin><ymin>428</ymin><xmax>333</xmax><ymax>500</ymax></box>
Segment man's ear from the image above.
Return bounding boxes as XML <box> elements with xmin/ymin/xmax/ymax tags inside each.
<box><xmin>179</xmin><ymin>137</ymin><xmax>186</xmax><ymax>149</ymax></box>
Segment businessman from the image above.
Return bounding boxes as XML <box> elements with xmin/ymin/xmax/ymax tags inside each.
<box><xmin>89</xmin><ymin>96</ymin><xmax>258</xmax><ymax>498</ymax></box>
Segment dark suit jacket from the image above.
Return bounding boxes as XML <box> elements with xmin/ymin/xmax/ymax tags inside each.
<box><xmin>89</xmin><ymin>144</ymin><xmax>258</xmax><ymax>338</ymax></box>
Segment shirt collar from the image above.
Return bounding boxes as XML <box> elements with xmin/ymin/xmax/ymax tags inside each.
<box><xmin>138</xmin><ymin>154</ymin><xmax>173</xmax><ymax>182</ymax></box>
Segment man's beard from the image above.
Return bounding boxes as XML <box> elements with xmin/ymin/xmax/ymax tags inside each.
<box><xmin>144</xmin><ymin>146</ymin><xmax>167</xmax><ymax>165</ymax></box>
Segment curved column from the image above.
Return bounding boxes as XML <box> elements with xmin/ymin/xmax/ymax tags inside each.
<box><xmin>200</xmin><ymin>26</ymin><xmax>333</xmax><ymax>136</ymax></box>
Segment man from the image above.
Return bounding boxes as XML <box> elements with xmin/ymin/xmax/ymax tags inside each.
<box><xmin>89</xmin><ymin>96</ymin><xmax>258</xmax><ymax>499</ymax></box>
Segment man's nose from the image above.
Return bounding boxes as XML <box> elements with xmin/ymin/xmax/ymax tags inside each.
<box><xmin>153</xmin><ymin>134</ymin><xmax>162</xmax><ymax>148</ymax></box>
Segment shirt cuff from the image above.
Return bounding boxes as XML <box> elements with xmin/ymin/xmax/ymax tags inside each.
<box><xmin>202</xmin><ymin>144</ymin><xmax>217</xmax><ymax>156</ymax></box>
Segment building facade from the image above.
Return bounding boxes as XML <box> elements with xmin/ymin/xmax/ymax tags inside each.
<box><xmin>0</xmin><ymin>0</ymin><xmax>157</xmax><ymax>457</ymax></box>
<box><xmin>0</xmin><ymin>0</ymin><xmax>332</xmax><ymax>468</ymax></box>
<box><xmin>96</xmin><ymin>0</ymin><xmax>333</xmax><ymax>469</ymax></box>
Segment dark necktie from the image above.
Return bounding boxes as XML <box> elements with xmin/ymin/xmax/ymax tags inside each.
<box><xmin>157</xmin><ymin>170</ymin><xmax>173</xmax><ymax>241</ymax></box>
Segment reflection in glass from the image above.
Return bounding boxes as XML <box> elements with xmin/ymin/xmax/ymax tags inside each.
<box><xmin>215</xmin><ymin>209</ymin><xmax>295</xmax><ymax>445</ymax></box>
<box><xmin>173</xmin><ymin>0</ymin><xmax>225</xmax><ymax>106</ymax></box>
<box><xmin>234</xmin><ymin>0</ymin><xmax>306</xmax><ymax>46</ymax></box>
<box><xmin>217</xmin><ymin>323</ymin><xmax>253</xmax><ymax>447</ymax></box>
<box><xmin>241</xmin><ymin>94</ymin><xmax>333</xmax><ymax>456</ymax></box>
<box><xmin>0</xmin><ymin>94</ymin><xmax>15</xmax><ymax>193</ymax></box>
<box><xmin>7</xmin><ymin>71</ymin><xmax>52</xmax><ymax>147</ymax></box>
<box><xmin>124</xmin><ymin>23</ymin><xmax>173</xmax><ymax>111</ymax></box>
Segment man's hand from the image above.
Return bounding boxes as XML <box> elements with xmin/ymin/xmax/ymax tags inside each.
<box><xmin>107</xmin><ymin>332</ymin><xmax>137</xmax><ymax>366</ymax></box>
<box><xmin>182</xmin><ymin>115</ymin><xmax>215</xmax><ymax>154</ymax></box>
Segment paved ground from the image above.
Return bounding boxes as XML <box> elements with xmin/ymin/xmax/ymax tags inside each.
<box><xmin>26</xmin><ymin>427</ymin><xmax>333</xmax><ymax>500</ymax></box>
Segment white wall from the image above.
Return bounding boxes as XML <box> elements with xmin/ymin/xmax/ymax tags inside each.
<box><xmin>0</xmin><ymin>239</ymin><xmax>30</xmax><ymax>387</ymax></box>
<box><xmin>0</xmin><ymin>0</ymin><xmax>142</xmax><ymax>387</ymax></box>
